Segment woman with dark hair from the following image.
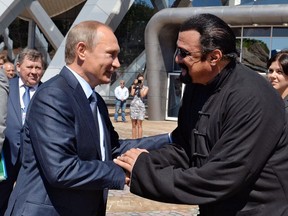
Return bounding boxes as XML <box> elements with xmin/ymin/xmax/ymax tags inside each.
<box><xmin>130</xmin><ymin>73</ymin><xmax>149</xmax><ymax>138</ymax></box>
<box><xmin>267</xmin><ymin>50</ymin><xmax>288</xmax><ymax>112</ymax></box>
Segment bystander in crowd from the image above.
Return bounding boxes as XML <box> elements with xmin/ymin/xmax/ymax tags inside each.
<box><xmin>2</xmin><ymin>62</ymin><xmax>16</xmax><ymax>79</ymax></box>
<box><xmin>0</xmin><ymin>69</ymin><xmax>8</xmax><ymax>153</ymax></box>
<box><xmin>267</xmin><ymin>50</ymin><xmax>288</xmax><ymax>112</ymax></box>
<box><xmin>130</xmin><ymin>73</ymin><xmax>149</xmax><ymax>138</ymax></box>
<box><xmin>114</xmin><ymin>80</ymin><xmax>129</xmax><ymax>122</ymax></box>
<box><xmin>0</xmin><ymin>48</ymin><xmax>45</xmax><ymax>215</ymax></box>
<box><xmin>0</xmin><ymin>53</ymin><xmax>8</xmax><ymax>69</ymax></box>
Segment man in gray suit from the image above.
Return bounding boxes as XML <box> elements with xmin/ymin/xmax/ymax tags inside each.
<box><xmin>5</xmin><ymin>21</ymin><xmax>170</xmax><ymax>216</ymax></box>
<box><xmin>0</xmin><ymin>48</ymin><xmax>45</xmax><ymax>215</ymax></box>
<box><xmin>0</xmin><ymin>69</ymin><xmax>8</xmax><ymax>153</ymax></box>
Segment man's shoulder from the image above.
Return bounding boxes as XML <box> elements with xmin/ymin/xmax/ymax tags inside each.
<box><xmin>0</xmin><ymin>69</ymin><xmax>8</xmax><ymax>81</ymax></box>
<box><xmin>114</xmin><ymin>86</ymin><xmax>120</xmax><ymax>93</ymax></box>
<box><xmin>230</xmin><ymin>63</ymin><xmax>270</xmax><ymax>90</ymax></box>
<box><xmin>36</xmin><ymin>72</ymin><xmax>72</xmax><ymax>98</ymax></box>
<box><xmin>9</xmin><ymin>76</ymin><xmax>19</xmax><ymax>85</ymax></box>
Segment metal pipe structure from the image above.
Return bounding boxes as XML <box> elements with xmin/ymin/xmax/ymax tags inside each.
<box><xmin>145</xmin><ymin>4</ymin><xmax>288</xmax><ymax>120</ymax></box>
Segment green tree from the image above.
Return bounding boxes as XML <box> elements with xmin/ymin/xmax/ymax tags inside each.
<box><xmin>115</xmin><ymin>0</ymin><xmax>155</xmax><ymax>69</ymax></box>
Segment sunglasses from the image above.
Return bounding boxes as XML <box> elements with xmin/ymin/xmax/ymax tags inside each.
<box><xmin>176</xmin><ymin>47</ymin><xmax>202</xmax><ymax>58</ymax></box>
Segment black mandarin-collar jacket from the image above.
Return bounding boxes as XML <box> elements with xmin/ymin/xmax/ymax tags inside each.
<box><xmin>130</xmin><ymin>61</ymin><xmax>288</xmax><ymax>216</ymax></box>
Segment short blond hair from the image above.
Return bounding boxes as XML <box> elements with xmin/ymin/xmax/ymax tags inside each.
<box><xmin>65</xmin><ymin>20</ymin><xmax>111</xmax><ymax>65</ymax></box>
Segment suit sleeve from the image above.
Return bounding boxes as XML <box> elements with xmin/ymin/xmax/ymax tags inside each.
<box><xmin>96</xmin><ymin>92</ymin><xmax>171</xmax><ymax>158</ymax></box>
<box><xmin>112</xmin><ymin>134</ymin><xmax>171</xmax><ymax>158</ymax></box>
<box><xmin>0</xmin><ymin>70</ymin><xmax>8</xmax><ymax>152</ymax></box>
<box><xmin>26</xmin><ymin>86</ymin><xmax>125</xmax><ymax>190</ymax></box>
<box><xmin>130</xmin><ymin>86</ymin><xmax>286</xmax><ymax>205</ymax></box>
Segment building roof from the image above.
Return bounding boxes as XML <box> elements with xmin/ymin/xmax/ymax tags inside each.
<box><xmin>20</xmin><ymin>0</ymin><xmax>86</xmax><ymax>19</ymax></box>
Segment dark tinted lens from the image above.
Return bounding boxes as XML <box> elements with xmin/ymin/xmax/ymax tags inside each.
<box><xmin>177</xmin><ymin>48</ymin><xmax>189</xmax><ymax>58</ymax></box>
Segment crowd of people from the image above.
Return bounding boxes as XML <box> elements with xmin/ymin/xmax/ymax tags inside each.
<box><xmin>0</xmin><ymin>13</ymin><xmax>288</xmax><ymax>216</ymax></box>
<box><xmin>267</xmin><ymin>50</ymin><xmax>288</xmax><ymax>112</ymax></box>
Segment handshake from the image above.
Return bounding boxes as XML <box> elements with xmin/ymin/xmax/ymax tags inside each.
<box><xmin>113</xmin><ymin>148</ymin><xmax>149</xmax><ymax>186</ymax></box>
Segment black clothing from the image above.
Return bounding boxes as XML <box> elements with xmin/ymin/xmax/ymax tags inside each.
<box><xmin>284</xmin><ymin>95</ymin><xmax>288</xmax><ymax>113</ymax></box>
<box><xmin>130</xmin><ymin>61</ymin><xmax>288</xmax><ymax>216</ymax></box>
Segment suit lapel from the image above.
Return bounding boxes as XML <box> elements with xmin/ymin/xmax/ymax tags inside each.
<box><xmin>9</xmin><ymin>77</ymin><xmax>22</xmax><ymax>125</ymax></box>
<box><xmin>60</xmin><ymin>68</ymin><xmax>102</xmax><ymax>159</ymax></box>
<box><xmin>96</xmin><ymin>95</ymin><xmax>112</xmax><ymax>161</ymax></box>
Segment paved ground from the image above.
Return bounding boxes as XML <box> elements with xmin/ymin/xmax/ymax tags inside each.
<box><xmin>107</xmin><ymin>108</ymin><xmax>199</xmax><ymax>215</ymax></box>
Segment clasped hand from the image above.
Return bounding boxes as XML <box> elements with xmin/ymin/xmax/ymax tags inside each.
<box><xmin>113</xmin><ymin>148</ymin><xmax>148</xmax><ymax>186</ymax></box>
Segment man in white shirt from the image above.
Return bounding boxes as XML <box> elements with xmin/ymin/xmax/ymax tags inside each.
<box><xmin>114</xmin><ymin>80</ymin><xmax>129</xmax><ymax>122</ymax></box>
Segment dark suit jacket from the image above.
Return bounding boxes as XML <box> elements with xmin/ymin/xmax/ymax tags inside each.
<box><xmin>284</xmin><ymin>95</ymin><xmax>288</xmax><ymax>113</ymax></box>
<box><xmin>3</xmin><ymin>77</ymin><xmax>42</xmax><ymax>165</ymax></box>
<box><xmin>3</xmin><ymin>77</ymin><xmax>22</xmax><ymax>167</ymax></box>
<box><xmin>129</xmin><ymin>62</ymin><xmax>288</xmax><ymax>216</ymax></box>
<box><xmin>0</xmin><ymin>77</ymin><xmax>43</xmax><ymax>215</ymax></box>
<box><xmin>5</xmin><ymin>66</ymin><xmax>169</xmax><ymax>216</ymax></box>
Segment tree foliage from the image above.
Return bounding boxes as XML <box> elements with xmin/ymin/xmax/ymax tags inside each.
<box><xmin>115</xmin><ymin>0</ymin><xmax>155</xmax><ymax>69</ymax></box>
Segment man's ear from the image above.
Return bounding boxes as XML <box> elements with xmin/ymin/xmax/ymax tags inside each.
<box><xmin>76</xmin><ymin>42</ymin><xmax>86</xmax><ymax>60</ymax></box>
<box><xmin>209</xmin><ymin>49</ymin><xmax>222</xmax><ymax>65</ymax></box>
<box><xmin>16</xmin><ymin>62</ymin><xmax>20</xmax><ymax>72</ymax></box>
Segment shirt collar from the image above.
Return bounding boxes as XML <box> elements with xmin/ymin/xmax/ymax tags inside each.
<box><xmin>65</xmin><ymin>66</ymin><xmax>93</xmax><ymax>99</ymax></box>
<box><xmin>18</xmin><ymin>77</ymin><xmax>38</xmax><ymax>91</ymax></box>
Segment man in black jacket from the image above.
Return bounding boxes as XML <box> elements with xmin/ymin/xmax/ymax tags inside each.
<box><xmin>114</xmin><ymin>13</ymin><xmax>288</xmax><ymax>216</ymax></box>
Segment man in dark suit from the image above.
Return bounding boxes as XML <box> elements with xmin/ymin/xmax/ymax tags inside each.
<box><xmin>4</xmin><ymin>21</ymin><xmax>170</xmax><ymax>216</ymax></box>
<box><xmin>0</xmin><ymin>48</ymin><xmax>44</xmax><ymax>215</ymax></box>
<box><xmin>114</xmin><ymin>14</ymin><xmax>288</xmax><ymax>215</ymax></box>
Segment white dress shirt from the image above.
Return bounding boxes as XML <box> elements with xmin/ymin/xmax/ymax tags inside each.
<box><xmin>67</xmin><ymin>66</ymin><xmax>106</xmax><ymax>161</ymax></box>
<box><xmin>114</xmin><ymin>85</ymin><xmax>129</xmax><ymax>101</ymax></box>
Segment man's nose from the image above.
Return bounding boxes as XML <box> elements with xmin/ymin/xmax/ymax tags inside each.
<box><xmin>113</xmin><ymin>57</ymin><xmax>121</xmax><ymax>68</ymax></box>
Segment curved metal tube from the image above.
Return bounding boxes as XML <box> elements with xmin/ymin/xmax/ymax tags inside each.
<box><xmin>145</xmin><ymin>5</ymin><xmax>288</xmax><ymax>120</ymax></box>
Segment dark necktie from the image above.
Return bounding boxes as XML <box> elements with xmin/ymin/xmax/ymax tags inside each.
<box><xmin>89</xmin><ymin>91</ymin><xmax>98</xmax><ymax>122</ymax></box>
<box><xmin>89</xmin><ymin>91</ymin><xmax>106</xmax><ymax>160</ymax></box>
<box><xmin>23</xmin><ymin>86</ymin><xmax>31</xmax><ymax>112</ymax></box>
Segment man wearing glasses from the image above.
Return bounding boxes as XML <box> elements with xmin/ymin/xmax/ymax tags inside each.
<box><xmin>115</xmin><ymin>13</ymin><xmax>288</xmax><ymax>216</ymax></box>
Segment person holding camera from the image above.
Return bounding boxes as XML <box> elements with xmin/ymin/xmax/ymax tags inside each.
<box><xmin>130</xmin><ymin>73</ymin><xmax>149</xmax><ymax>138</ymax></box>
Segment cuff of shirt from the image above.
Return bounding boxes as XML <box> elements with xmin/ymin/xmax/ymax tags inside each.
<box><xmin>168</xmin><ymin>133</ymin><xmax>173</xmax><ymax>143</ymax></box>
